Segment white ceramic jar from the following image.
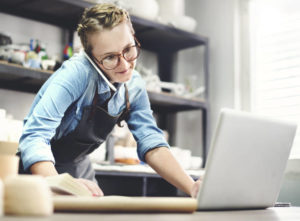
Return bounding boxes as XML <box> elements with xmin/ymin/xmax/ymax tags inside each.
<box><xmin>118</xmin><ymin>0</ymin><xmax>159</xmax><ymax>20</ymax></box>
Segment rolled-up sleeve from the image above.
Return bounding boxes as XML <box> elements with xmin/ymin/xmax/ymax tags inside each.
<box><xmin>126</xmin><ymin>87</ymin><xmax>170</xmax><ymax>162</ymax></box>
<box><xmin>19</xmin><ymin>59</ymin><xmax>88</xmax><ymax>171</ymax></box>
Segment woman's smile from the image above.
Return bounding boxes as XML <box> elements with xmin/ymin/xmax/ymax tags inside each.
<box><xmin>117</xmin><ymin>69</ymin><xmax>129</xmax><ymax>74</ymax></box>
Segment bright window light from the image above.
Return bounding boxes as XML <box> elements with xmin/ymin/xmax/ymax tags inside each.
<box><xmin>249</xmin><ymin>0</ymin><xmax>300</xmax><ymax>158</ymax></box>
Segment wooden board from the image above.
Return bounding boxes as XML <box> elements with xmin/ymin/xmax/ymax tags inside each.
<box><xmin>53</xmin><ymin>195</ymin><xmax>197</xmax><ymax>213</ymax></box>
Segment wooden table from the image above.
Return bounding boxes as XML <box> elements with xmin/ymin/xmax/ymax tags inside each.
<box><xmin>2</xmin><ymin>207</ymin><xmax>300</xmax><ymax>221</ymax></box>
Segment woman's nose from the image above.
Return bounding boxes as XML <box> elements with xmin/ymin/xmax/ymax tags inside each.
<box><xmin>118</xmin><ymin>56</ymin><xmax>130</xmax><ymax>69</ymax></box>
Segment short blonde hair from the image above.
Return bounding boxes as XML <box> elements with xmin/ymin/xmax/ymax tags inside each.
<box><xmin>77</xmin><ymin>3</ymin><xmax>134</xmax><ymax>53</ymax></box>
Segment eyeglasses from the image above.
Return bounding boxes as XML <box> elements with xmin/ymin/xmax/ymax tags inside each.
<box><xmin>93</xmin><ymin>39</ymin><xmax>141</xmax><ymax>70</ymax></box>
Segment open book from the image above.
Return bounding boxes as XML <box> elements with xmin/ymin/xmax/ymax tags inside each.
<box><xmin>46</xmin><ymin>173</ymin><xmax>92</xmax><ymax>197</ymax></box>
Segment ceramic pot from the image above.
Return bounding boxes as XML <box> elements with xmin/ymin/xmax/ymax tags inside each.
<box><xmin>119</xmin><ymin>0</ymin><xmax>159</xmax><ymax>20</ymax></box>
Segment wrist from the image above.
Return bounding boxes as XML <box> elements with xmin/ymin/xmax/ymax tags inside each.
<box><xmin>30</xmin><ymin>161</ymin><xmax>58</xmax><ymax>177</ymax></box>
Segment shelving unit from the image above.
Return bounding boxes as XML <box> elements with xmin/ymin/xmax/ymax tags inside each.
<box><xmin>93</xmin><ymin>164</ymin><xmax>202</xmax><ymax>196</ymax></box>
<box><xmin>0</xmin><ymin>0</ymin><xmax>208</xmax><ymax>50</ymax></box>
<box><xmin>0</xmin><ymin>0</ymin><xmax>209</xmax><ymax>189</ymax></box>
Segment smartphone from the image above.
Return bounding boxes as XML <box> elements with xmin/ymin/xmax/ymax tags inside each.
<box><xmin>83</xmin><ymin>51</ymin><xmax>116</xmax><ymax>91</ymax></box>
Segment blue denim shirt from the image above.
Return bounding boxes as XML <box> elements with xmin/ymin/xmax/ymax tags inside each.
<box><xmin>19</xmin><ymin>52</ymin><xmax>169</xmax><ymax>171</ymax></box>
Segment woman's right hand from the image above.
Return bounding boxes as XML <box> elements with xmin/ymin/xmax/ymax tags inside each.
<box><xmin>76</xmin><ymin>178</ymin><xmax>104</xmax><ymax>197</ymax></box>
<box><xmin>191</xmin><ymin>177</ymin><xmax>202</xmax><ymax>198</ymax></box>
<box><xmin>30</xmin><ymin>162</ymin><xmax>104</xmax><ymax>196</ymax></box>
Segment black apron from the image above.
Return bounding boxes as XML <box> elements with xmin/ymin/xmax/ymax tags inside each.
<box><xmin>18</xmin><ymin>84</ymin><xmax>130</xmax><ymax>182</ymax></box>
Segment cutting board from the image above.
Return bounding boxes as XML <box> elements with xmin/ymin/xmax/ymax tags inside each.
<box><xmin>53</xmin><ymin>195</ymin><xmax>197</xmax><ymax>213</ymax></box>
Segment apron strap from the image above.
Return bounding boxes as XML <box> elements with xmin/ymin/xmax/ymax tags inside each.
<box><xmin>117</xmin><ymin>84</ymin><xmax>130</xmax><ymax>127</ymax></box>
<box><xmin>92</xmin><ymin>85</ymin><xmax>98</xmax><ymax>106</ymax></box>
<box><xmin>125</xmin><ymin>84</ymin><xmax>130</xmax><ymax>111</ymax></box>
<box><xmin>88</xmin><ymin>84</ymin><xmax>99</xmax><ymax>121</ymax></box>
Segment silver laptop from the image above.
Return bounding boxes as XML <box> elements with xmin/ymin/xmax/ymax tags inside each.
<box><xmin>197</xmin><ymin>108</ymin><xmax>297</xmax><ymax>210</ymax></box>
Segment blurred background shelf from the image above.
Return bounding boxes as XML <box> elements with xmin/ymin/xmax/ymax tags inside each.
<box><xmin>0</xmin><ymin>61</ymin><xmax>51</xmax><ymax>93</ymax></box>
<box><xmin>148</xmin><ymin>91</ymin><xmax>207</xmax><ymax>113</ymax></box>
<box><xmin>0</xmin><ymin>61</ymin><xmax>206</xmax><ymax>112</ymax></box>
<box><xmin>93</xmin><ymin>164</ymin><xmax>203</xmax><ymax>196</ymax></box>
<box><xmin>0</xmin><ymin>0</ymin><xmax>208</xmax><ymax>52</ymax></box>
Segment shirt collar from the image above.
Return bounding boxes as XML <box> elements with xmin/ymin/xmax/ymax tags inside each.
<box><xmin>97</xmin><ymin>75</ymin><xmax>124</xmax><ymax>94</ymax></box>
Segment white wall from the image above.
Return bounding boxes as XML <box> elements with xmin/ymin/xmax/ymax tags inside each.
<box><xmin>175</xmin><ymin>0</ymin><xmax>238</xmax><ymax>157</ymax></box>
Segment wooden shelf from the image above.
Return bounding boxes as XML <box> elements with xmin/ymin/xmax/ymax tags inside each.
<box><xmin>0</xmin><ymin>0</ymin><xmax>208</xmax><ymax>53</ymax></box>
<box><xmin>131</xmin><ymin>15</ymin><xmax>207</xmax><ymax>52</ymax></box>
<box><xmin>148</xmin><ymin>91</ymin><xmax>206</xmax><ymax>113</ymax></box>
<box><xmin>0</xmin><ymin>61</ymin><xmax>206</xmax><ymax>112</ymax></box>
<box><xmin>94</xmin><ymin>166</ymin><xmax>201</xmax><ymax>196</ymax></box>
<box><xmin>0</xmin><ymin>0</ymin><xmax>86</xmax><ymax>30</ymax></box>
<box><xmin>0</xmin><ymin>61</ymin><xmax>52</xmax><ymax>93</ymax></box>
<box><xmin>93</xmin><ymin>164</ymin><xmax>203</xmax><ymax>179</ymax></box>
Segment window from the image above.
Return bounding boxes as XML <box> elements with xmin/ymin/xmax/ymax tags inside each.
<box><xmin>248</xmin><ymin>0</ymin><xmax>300</xmax><ymax>158</ymax></box>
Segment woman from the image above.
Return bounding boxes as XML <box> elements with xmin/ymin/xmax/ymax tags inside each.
<box><xmin>18</xmin><ymin>3</ymin><xmax>201</xmax><ymax>197</ymax></box>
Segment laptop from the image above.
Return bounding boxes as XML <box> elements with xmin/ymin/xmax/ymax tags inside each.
<box><xmin>197</xmin><ymin>108</ymin><xmax>297</xmax><ymax>210</ymax></box>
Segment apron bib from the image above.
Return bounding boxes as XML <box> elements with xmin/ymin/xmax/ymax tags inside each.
<box><xmin>19</xmin><ymin>84</ymin><xmax>130</xmax><ymax>182</ymax></box>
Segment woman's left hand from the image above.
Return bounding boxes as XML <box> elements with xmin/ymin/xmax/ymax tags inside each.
<box><xmin>76</xmin><ymin>178</ymin><xmax>104</xmax><ymax>197</ymax></box>
<box><xmin>191</xmin><ymin>177</ymin><xmax>202</xmax><ymax>198</ymax></box>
